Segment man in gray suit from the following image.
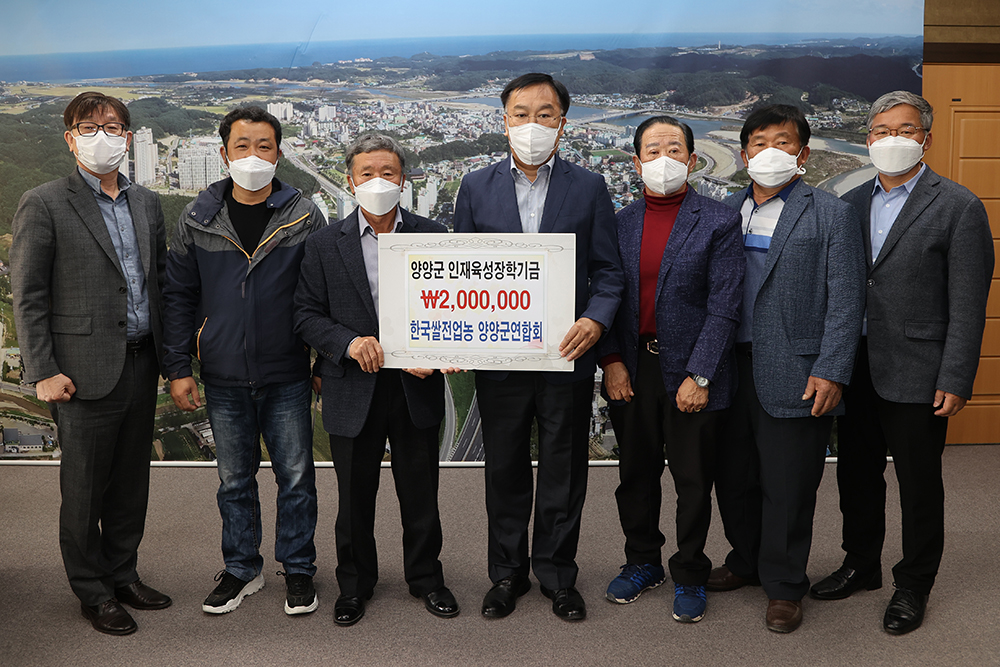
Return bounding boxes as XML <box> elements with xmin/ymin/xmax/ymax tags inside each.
<box><xmin>11</xmin><ymin>91</ymin><xmax>170</xmax><ymax>635</ymax></box>
<box><xmin>709</xmin><ymin>105</ymin><xmax>865</xmax><ymax>633</ymax></box>
<box><xmin>810</xmin><ymin>91</ymin><xmax>994</xmax><ymax>635</ymax></box>
<box><xmin>294</xmin><ymin>134</ymin><xmax>458</xmax><ymax>626</ymax></box>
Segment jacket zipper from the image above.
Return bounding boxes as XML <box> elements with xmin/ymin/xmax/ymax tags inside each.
<box><xmin>196</xmin><ymin>316</ymin><xmax>208</xmax><ymax>361</ymax></box>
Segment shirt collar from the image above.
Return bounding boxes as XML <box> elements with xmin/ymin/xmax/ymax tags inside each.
<box><xmin>742</xmin><ymin>176</ymin><xmax>800</xmax><ymax>206</ymax></box>
<box><xmin>872</xmin><ymin>162</ymin><xmax>926</xmax><ymax>196</ymax></box>
<box><xmin>78</xmin><ymin>165</ymin><xmax>131</xmax><ymax>196</ymax></box>
<box><xmin>509</xmin><ymin>153</ymin><xmax>556</xmax><ymax>179</ymax></box>
<box><xmin>358</xmin><ymin>206</ymin><xmax>403</xmax><ymax>237</ymax></box>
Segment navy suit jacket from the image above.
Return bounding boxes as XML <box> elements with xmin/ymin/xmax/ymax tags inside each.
<box><xmin>598</xmin><ymin>189</ymin><xmax>745</xmax><ymax>411</ymax></box>
<box><xmin>842</xmin><ymin>167</ymin><xmax>993</xmax><ymax>402</ymax></box>
<box><xmin>453</xmin><ymin>154</ymin><xmax>624</xmax><ymax>383</ymax></box>
<box><xmin>293</xmin><ymin>207</ymin><xmax>446</xmax><ymax>438</ymax></box>
<box><xmin>723</xmin><ymin>180</ymin><xmax>866</xmax><ymax>418</ymax></box>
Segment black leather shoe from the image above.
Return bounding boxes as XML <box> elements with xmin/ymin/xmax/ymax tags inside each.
<box><xmin>883</xmin><ymin>587</ymin><xmax>928</xmax><ymax>635</ymax></box>
<box><xmin>810</xmin><ymin>565</ymin><xmax>881</xmax><ymax>600</ymax></box>
<box><xmin>334</xmin><ymin>594</ymin><xmax>367</xmax><ymax>626</ymax></box>
<box><xmin>81</xmin><ymin>599</ymin><xmax>137</xmax><ymax>636</ymax></box>
<box><xmin>540</xmin><ymin>585</ymin><xmax>587</xmax><ymax>621</ymax></box>
<box><xmin>481</xmin><ymin>574</ymin><xmax>531</xmax><ymax>618</ymax></box>
<box><xmin>412</xmin><ymin>586</ymin><xmax>460</xmax><ymax>618</ymax></box>
<box><xmin>115</xmin><ymin>580</ymin><xmax>173</xmax><ymax>610</ymax></box>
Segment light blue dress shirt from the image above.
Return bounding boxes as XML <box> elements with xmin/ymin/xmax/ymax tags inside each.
<box><xmin>78</xmin><ymin>167</ymin><xmax>150</xmax><ymax>338</ymax></box>
<box><xmin>510</xmin><ymin>154</ymin><xmax>555</xmax><ymax>234</ymax></box>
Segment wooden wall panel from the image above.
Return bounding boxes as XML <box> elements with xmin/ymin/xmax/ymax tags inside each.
<box><xmin>947</xmin><ymin>405</ymin><xmax>1000</xmax><ymax>444</ymax></box>
<box><xmin>983</xmin><ymin>320</ymin><xmax>1000</xmax><ymax>356</ymax></box>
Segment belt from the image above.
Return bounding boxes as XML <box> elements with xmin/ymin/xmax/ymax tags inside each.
<box><xmin>126</xmin><ymin>334</ymin><xmax>153</xmax><ymax>352</ymax></box>
<box><xmin>639</xmin><ymin>335</ymin><xmax>658</xmax><ymax>355</ymax></box>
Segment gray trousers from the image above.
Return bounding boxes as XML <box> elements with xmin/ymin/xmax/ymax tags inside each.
<box><xmin>54</xmin><ymin>344</ymin><xmax>159</xmax><ymax>606</ymax></box>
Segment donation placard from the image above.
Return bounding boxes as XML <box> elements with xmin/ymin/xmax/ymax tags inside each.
<box><xmin>378</xmin><ymin>233</ymin><xmax>576</xmax><ymax>371</ymax></box>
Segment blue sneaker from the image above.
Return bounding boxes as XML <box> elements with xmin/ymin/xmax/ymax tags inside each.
<box><xmin>605</xmin><ymin>563</ymin><xmax>666</xmax><ymax>604</ymax></box>
<box><xmin>672</xmin><ymin>584</ymin><xmax>707</xmax><ymax>623</ymax></box>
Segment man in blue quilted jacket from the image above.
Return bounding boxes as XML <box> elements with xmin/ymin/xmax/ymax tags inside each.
<box><xmin>162</xmin><ymin>106</ymin><xmax>326</xmax><ymax>617</ymax></box>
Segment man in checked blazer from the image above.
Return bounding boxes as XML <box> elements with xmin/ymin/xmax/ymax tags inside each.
<box><xmin>810</xmin><ymin>91</ymin><xmax>994</xmax><ymax>635</ymax></box>
<box><xmin>709</xmin><ymin>104</ymin><xmax>866</xmax><ymax>633</ymax></box>
<box><xmin>11</xmin><ymin>92</ymin><xmax>170</xmax><ymax>635</ymax></box>
<box><xmin>294</xmin><ymin>134</ymin><xmax>458</xmax><ymax>627</ymax></box>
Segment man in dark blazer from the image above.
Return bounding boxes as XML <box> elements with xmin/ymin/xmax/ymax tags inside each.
<box><xmin>709</xmin><ymin>105</ymin><xmax>866</xmax><ymax>633</ymax></box>
<box><xmin>11</xmin><ymin>92</ymin><xmax>170</xmax><ymax>635</ymax></box>
<box><xmin>597</xmin><ymin>116</ymin><xmax>744</xmax><ymax>623</ymax></box>
<box><xmin>453</xmin><ymin>73</ymin><xmax>624</xmax><ymax>622</ymax></box>
<box><xmin>294</xmin><ymin>134</ymin><xmax>459</xmax><ymax>626</ymax></box>
<box><xmin>810</xmin><ymin>91</ymin><xmax>994</xmax><ymax>635</ymax></box>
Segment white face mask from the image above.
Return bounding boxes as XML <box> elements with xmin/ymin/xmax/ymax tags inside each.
<box><xmin>74</xmin><ymin>132</ymin><xmax>127</xmax><ymax>175</ymax></box>
<box><xmin>746</xmin><ymin>147</ymin><xmax>806</xmax><ymax>189</ymax></box>
<box><xmin>352</xmin><ymin>177</ymin><xmax>402</xmax><ymax>216</ymax></box>
<box><xmin>507</xmin><ymin>121</ymin><xmax>560</xmax><ymax>166</ymax></box>
<box><xmin>639</xmin><ymin>155</ymin><xmax>690</xmax><ymax>196</ymax></box>
<box><xmin>227</xmin><ymin>155</ymin><xmax>276</xmax><ymax>192</ymax></box>
<box><xmin>868</xmin><ymin>135</ymin><xmax>925</xmax><ymax>177</ymax></box>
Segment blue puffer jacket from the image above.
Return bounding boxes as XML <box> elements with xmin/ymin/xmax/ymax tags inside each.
<box><xmin>162</xmin><ymin>178</ymin><xmax>326</xmax><ymax>387</ymax></box>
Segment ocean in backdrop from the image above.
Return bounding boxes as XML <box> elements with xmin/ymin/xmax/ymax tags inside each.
<box><xmin>0</xmin><ymin>33</ymin><xmax>913</xmax><ymax>83</ymax></box>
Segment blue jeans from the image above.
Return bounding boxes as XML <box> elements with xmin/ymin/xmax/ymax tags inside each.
<box><xmin>205</xmin><ymin>379</ymin><xmax>317</xmax><ymax>580</ymax></box>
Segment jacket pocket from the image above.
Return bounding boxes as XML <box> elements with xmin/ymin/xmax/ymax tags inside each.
<box><xmin>789</xmin><ymin>338</ymin><xmax>821</xmax><ymax>356</ymax></box>
<box><xmin>50</xmin><ymin>314</ymin><xmax>92</xmax><ymax>335</ymax></box>
<box><xmin>904</xmin><ymin>320</ymin><xmax>947</xmax><ymax>341</ymax></box>
<box><xmin>196</xmin><ymin>317</ymin><xmax>208</xmax><ymax>361</ymax></box>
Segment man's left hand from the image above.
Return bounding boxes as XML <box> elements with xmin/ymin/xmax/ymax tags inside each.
<box><xmin>559</xmin><ymin>317</ymin><xmax>604</xmax><ymax>361</ymax></box>
<box><xmin>676</xmin><ymin>376</ymin><xmax>709</xmax><ymax>413</ymax></box>
<box><xmin>404</xmin><ymin>368</ymin><xmax>434</xmax><ymax>379</ymax></box>
<box><xmin>802</xmin><ymin>376</ymin><xmax>843</xmax><ymax>417</ymax></box>
<box><xmin>933</xmin><ymin>390</ymin><xmax>967</xmax><ymax>417</ymax></box>
<box><xmin>311</xmin><ymin>375</ymin><xmax>322</xmax><ymax>396</ymax></box>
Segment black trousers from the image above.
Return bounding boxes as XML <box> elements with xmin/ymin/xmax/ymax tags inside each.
<box><xmin>329</xmin><ymin>369</ymin><xmax>445</xmax><ymax>598</ymax></box>
<box><xmin>476</xmin><ymin>372</ymin><xmax>592</xmax><ymax>590</ymax></box>
<box><xmin>55</xmin><ymin>344</ymin><xmax>159</xmax><ymax>606</ymax></box>
<box><xmin>715</xmin><ymin>350</ymin><xmax>831</xmax><ymax>601</ymax></box>
<box><xmin>836</xmin><ymin>338</ymin><xmax>948</xmax><ymax>595</ymax></box>
<box><xmin>608</xmin><ymin>346</ymin><xmax>719</xmax><ymax>585</ymax></box>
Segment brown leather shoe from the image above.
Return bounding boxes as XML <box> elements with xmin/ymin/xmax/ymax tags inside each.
<box><xmin>766</xmin><ymin>599</ymin><xmax>803</xmax><ymax>633</ymax></box>
<box><xmin>706</xmin><ymin>565</ymin><xmax>760</xmax><ymax>592</ymax></box>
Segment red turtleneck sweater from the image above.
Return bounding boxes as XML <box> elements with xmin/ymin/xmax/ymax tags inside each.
<box><xmin>601</xmin><ymin>187</ymin><xmax>686</xmax><ymax>368</ymax></box>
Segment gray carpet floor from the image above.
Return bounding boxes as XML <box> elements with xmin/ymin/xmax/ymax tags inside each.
<box><xmin>1</xmin><ymin>445</ymin><xmax>998</xmax><ymax>667</ymax></box>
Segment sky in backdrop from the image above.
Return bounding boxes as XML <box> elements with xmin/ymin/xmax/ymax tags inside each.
<box><xmin>2</xmin><ymin>0</ymin><xmax>923</xmax><ymax>56</ymax></box>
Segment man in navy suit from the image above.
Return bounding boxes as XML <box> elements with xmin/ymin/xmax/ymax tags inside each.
<box><xmin>294</xmin><ymin>134</ymin><xmax>459</xmax><ymax>626</ymax></box>
<box><xmin>453</xmin><ymin>73</ymin><xmax>624</xmax><ymax>622</ymax></box>
<box><xmin>597</xmin><ymin>116</ymin><xmax>744</xmax><ymax>623</ymax></box>
<box><xmin>708</xmin><ymin>105</ymin><xmax>865</xmax><ymax>633</ymax></box>
<box><xmin>810</xmin><ymin>91</ymin><xmax>994</xmax><ymax>635</ymax></box>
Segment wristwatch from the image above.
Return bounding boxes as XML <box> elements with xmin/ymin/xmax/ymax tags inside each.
<box><xmin>689</xmin><ymin>373</ymin><xmax>710</xmax><ymax>388</ymax></box>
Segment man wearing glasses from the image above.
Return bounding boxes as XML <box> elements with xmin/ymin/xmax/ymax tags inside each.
<box><xmin>454</xmin><ymin>73</ymin><xmax>623</xmax><ymax>622</ymax></box>
<box><xmin>810</xmin><ymin>91</ymin><xmax>994</xmax><ymax>635</ymax></box>
<box><xmin>11</xmin><ymin>92</ymin><xmax>170</xmax><ymax>635</ymax></box>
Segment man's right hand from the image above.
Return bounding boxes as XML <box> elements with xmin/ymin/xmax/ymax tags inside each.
<box><xmin>603</xmin><ymin>361</ymin><xmax>633</xmax><ymax>403</ymax></box>
<box><xmin>350</xmin><ymin>336</ymin><xmax>384</xmax><ymax>373</ymax></box>
<box><xmin>170</xmin><ymin>377</ymin><xmax>202</xmax><ymax>411</ymax></box>
<box><xmin>36</xmin><ymin>374</ymin><xmax>75</xmax><ymax>403</ymax></box>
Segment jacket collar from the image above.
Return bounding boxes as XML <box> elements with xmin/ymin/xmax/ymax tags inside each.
<box><xmin>186</xmin><ymin>177</ymin><xmax>298</xmax><ymax>226</ymax></box>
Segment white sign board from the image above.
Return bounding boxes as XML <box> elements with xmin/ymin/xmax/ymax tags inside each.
<box><xmin>378</xmin><ymin>233</ymin><xmax>576</xmax><ymax>371</ymax></box>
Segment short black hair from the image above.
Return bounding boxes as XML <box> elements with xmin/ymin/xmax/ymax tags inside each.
<box><xmin>633</xmin><ymin>116</ymin><xmax>695</xmax><ymax>155</ymax></box>
<box><xmin>219</xmin><ymin>106</ymin><xmax>282</xmax><ymax>150</ymax></box>
<box><xmin>739</xmin><ymin>104</ymin><xmax>811</xmax><ymax>150</ymax></box>
<box><xmin>63</xmin><ymin>91</ymin><xmax>130</xmax><ymax>130</ymax></box>
<box><xmin>500</xmin><ymin>73</ymin><xmax>571</xmax><ymax>116</ymax></box>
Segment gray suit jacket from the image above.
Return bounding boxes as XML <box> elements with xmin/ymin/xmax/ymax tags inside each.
<box><xmin>724</xmin><ymin>180</ymin><xmax>866</xmax><ymax>418</ymax></box>
<box><xmin>293</xmin><ymin>207</ymin><xmax>446</xmax><ymax>438</ymax></box>
<box><xmin>842</xmin><ymin>166</ymin><xmax>994</xmax><ymax>402</ymax></box>
<box><xmin>11</xmin><ymin>169</ymin><xmax>167</xmax><ymax>400</ymax></box>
